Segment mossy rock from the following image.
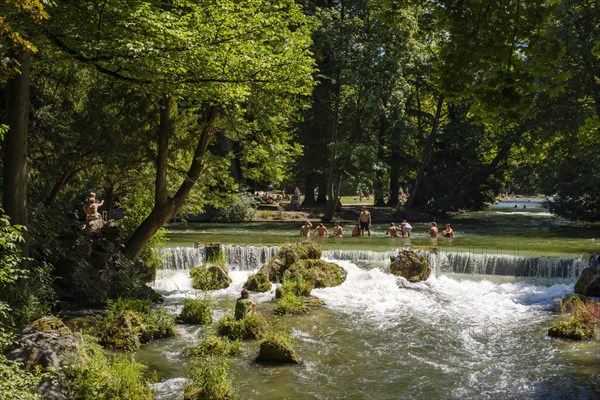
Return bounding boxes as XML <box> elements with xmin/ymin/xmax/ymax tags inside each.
<box><xmin>256</xmin><ymin>335</ymin><xmax>300</xmax><ymax>364</ymax></box>
<box><xmin>31</xmin><ymin>316</ymin><xmax>70</xmax><ymax>335</ymax></box>
<box><xmin>190</xmin><ymin>264</ymin><xmax>232</xmax><ymax>290</ymax></box>
<box><xmin>390</xmin><ymin>250</ymin><xmax>430</xmax><ymax>282</ymax></box>
<box><xmin>216</xmin><ymin>314</ymin><xmax>265</xmax><ymax>341</ymax></box>
<box><xmin>187</xmin><ymin>335</ymin><xmax>243</xmax><ymax>358</ymax></box>
<box><xmin>548</xmin><ymin>318</ymin><xmax>595</xmax><ymax>340</ymax></box>
<box><xmin>244</xmin><ymin>269</ymin><xmax>272</xmax><ymax>292</ymax></box>
<box><xmin>287</xmin><ymin>259</ymin><xmax>347</xmax><ymax>289</ymax></box>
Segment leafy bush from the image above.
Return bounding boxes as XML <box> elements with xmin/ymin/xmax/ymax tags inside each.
<box><xmin>274</xmin><ymin>291</ymin><xmax>308</xmax><ymax>315</ymax></box>
<box><xmin>214</xmin><ymin>192</ymin><xmax>258</xmax><ymax>222</ymax></box>
<box><xmin>184</xmin><ymin>356</ymin><xmax>234</xmax><ymax>400</ymax></box>
<box><xmin>187</xmin><ymin>335</ymin><xmax>242</xmax><ymax>358</ymax></box>
<box><xmin>63</xmin><ymin>336</ymin><xmax>153</xmax><ymax>400</ymax></box>
<box><xmin>178</xmin><ymin>297</ymin><xmax>213</xmax><ymax>325</ymax></box>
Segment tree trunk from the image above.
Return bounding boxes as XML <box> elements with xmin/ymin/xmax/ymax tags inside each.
<box><xmin>3</xmin><ymin>52</ymin><xmax>30</xmax><ymax>256</ymax></box>
<box><xmin>124</xmin><ymin>100</ymin><xmax>219</xmax><ymax>260</ymax></box>
<box><xmin>374</xmin><ymin>114</ymin><xmax>386</xmax><ymax>206</ymax></box>
<box><xmin>388</xmin><ymin>136</ymin><xmax>400</xmax><ymax>207</ymax></box>
<box><xmin>405</xmin><ymin>95</ymin><xmax>444</xmax><ymax>209</ymax></box>
<box><xmin>44</xmin><ymin>169</ymin><xmax>75</xmax><ymax>206</ymax></box>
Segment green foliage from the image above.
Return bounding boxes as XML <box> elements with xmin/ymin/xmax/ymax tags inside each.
<box><xmin>95</xmin><ymin>298</ymin><xmax>177</xmax><ymax>351</ymax></box>
<box><xmin>0</xmin><ymin>355</ymin><xmax>43</xmax><ymax>400</ymax></box>
<box><xmin>187</xmin><ymin>335</ymin><xmax>242</xmax><ymax>358</ymax></box>
<box><xmin>63</xmin><ymin>335</ymin><xmax>153</xmax><ymax>400</ymax></box>
<box><xmin>215</xmin><ymin>313</ymin><xmax>266</xmax><ymax>341</ymax></box>
<box><xmin>548</xmin><ymin>296</ymin><xmax>600</xmax><ymax>340</ymax></box>
<box><xmin>214</xmin><ymin>193</ymin><xmax>258</xmax><ymax>223</ymax></box>
<box><xmin>275</xmin><ymin>290</ymin><xmax>308</xmax><ymax>316</ymax></box>
<box><xmin>184</xmin><ymin>356</ymin><xmax>234</xmax><ymax>400</ymax></box>
<box><xmin>178</xmin><ymin>297</ymin><xmax>213</xmax><ymax>325</ymax></box>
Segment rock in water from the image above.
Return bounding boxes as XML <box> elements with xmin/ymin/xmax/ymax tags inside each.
<box><xmin>390</xmin><ymin>250</ymin><xmax>430</xmax><ymax>282</ymax></box>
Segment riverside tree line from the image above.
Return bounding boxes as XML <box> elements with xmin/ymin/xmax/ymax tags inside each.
<box><xmin>0</xmin><ymin>1</ymin><xmax>599</xmax><ymax>398</ymax></box>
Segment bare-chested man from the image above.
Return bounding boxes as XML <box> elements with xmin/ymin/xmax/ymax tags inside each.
<box><xmin>358</xmin><ymin>206</ymin><xmax>371</xmax><ymax>236</ymax></box>
<box><xmin>315</xmin><ymin>223</ymin><xmax>329</xmax><ymax>237</ymax></box>
<box><xmin>300</xmin><ymin>221</ymin><xmax>313</xmax><ymax>237</ymax></box>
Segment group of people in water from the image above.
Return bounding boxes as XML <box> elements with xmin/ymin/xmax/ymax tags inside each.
<box><xmin>300</xmin><ymin>206</ymin><xmax>455</xmax><ymax>238</ymax></box>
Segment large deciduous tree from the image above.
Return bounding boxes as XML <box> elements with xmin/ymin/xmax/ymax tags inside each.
<box><xmin>42</xmin><ymin>0</ymin><xmax>315</xmax><ymax>258</ymax></box>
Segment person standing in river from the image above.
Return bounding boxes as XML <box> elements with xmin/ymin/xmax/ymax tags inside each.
<box><xmin>315</xmin><ymin>223</ymin><xmax>329</xmax><ymax>237</ymax></box>
<box><xmin>442</xmin><ymin>224</ymin><xmax>454</xmax><ymax>238</ymax></box>
<box><xmin>428</xmin><ymin>222</ymin><xmax>438</xmax><ymax>238</ymax></box>
<box><xmin>300</xmin><ymin>220</ymin><xmax>313</xmax><ymax>237</ymax></box>
<box><xmin>333</xmin><ymin>221</ymin><xmax>343</xmax><ymax>237</ymax></box>
<box><xmin>358</xmin><ymin>206</ymin><xmax>372</xmax><ymax>236</ymax></box>
<box><xmin>234</xmin><ymin>289</ymin><xmax>256</xmax><ymax>320</ymax></box>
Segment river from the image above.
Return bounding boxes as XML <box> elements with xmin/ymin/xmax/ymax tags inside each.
<box><xmin>137</xmin><ymin>199</ymin><xmax>600</xmax><ymax>399</ymax></box>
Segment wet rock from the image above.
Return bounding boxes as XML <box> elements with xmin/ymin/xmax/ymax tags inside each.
<box><xmin>190</xmin><ymin>264</ymin><xmax>232</xmax><ymax>290</ymax></box>
<box><xmin>390</xmin><ymin>250</ymin><xmax>431</xmax><ymax>282</ymax></box>
<box><xmin>256</xmin><ymin>335</ymin><xmax>300</xmax><ymax>364</ymax></box>
<box><xmin>574</xmin><ymin>254</ymin><xmax>600</xmax><ymax>296</ymax></box>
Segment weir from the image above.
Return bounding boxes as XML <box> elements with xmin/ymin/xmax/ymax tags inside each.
<box><xmin>160</xmin><ymin>245</ymin><xmax>588</xmax><ymax>280</ymax></box>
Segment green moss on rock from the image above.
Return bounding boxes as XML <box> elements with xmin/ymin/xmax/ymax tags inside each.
<box><xmin>255</xmin><ymin>332</ymin><xmax>300</xmax><ymax>364</ymax></box>
<box><xmin>216</xmin><ymin>313</ymin><xmax>266</xmax><ymax>341</ymax></box>
<box><xmin>190</xmin><ymin>265</ymin><xmax>231</xmax><ymax>290</ymax></box>
<box><xmin>244</xmin><ymin>269</ymin><xmax>272</xmax><ymax>292</ymax></box>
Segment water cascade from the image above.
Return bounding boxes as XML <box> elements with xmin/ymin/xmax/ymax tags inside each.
<box><xmin>161</xmin><ymin>245</ymin><xmax>588</xmax><ymax>280</ymax></box>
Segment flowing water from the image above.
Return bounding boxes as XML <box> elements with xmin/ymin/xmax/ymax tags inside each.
<box><xmin>138</xmin><ymin>199</ymin><xmax>600</xmax><ymax>399</ymax></box>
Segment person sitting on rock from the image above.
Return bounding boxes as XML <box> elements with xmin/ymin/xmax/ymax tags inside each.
<box><xmin>234</xmin><ymin>289</ymin><xmax>256</xmax><ymax>320</ymax></box>
<box><xmin>83</xmin><ymin>192</ymin><xmax>104</xmax><ymax>222</ymax></box>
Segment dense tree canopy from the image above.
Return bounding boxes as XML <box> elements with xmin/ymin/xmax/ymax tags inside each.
<box><xmin>1</xmin><ymin>0</ymin><xmax>599</xmax><ymax>262</ymax></box>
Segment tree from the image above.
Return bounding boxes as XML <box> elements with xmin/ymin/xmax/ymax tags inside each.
<box><xmin>41</xmin><ymin>0</ymin><xmax>315</xmax><ymax>258</ymax></box>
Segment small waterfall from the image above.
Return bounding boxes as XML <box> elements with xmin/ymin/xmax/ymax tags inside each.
<box><xmin>161</xmin><ymin>245</ymin><xmax>587</xmax><ymax>279</ymax></box>
<box><xmin>433</xmin><ymin>252</ymin><xmax>587</xmax><ymax>279</ymax></box>
<box><xmin>161</xmin><ymin>246</ymin><xmax>205</xmax><ymax>270</ymax></box>
<box><xmin>160</xmin><ymin>245</ymin><xmax>278</xmax><ymax>271</ymax></box>
<box><xmin>223</xmin><ymin>245</ymin><xmax>279</xmax><ymax>271</ymax></box>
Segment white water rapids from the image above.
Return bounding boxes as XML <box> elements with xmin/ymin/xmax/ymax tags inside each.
<box><xmin>141</xmin><ymin>245</ymin><xmax>599</xmax><ymax>400</ymax></box>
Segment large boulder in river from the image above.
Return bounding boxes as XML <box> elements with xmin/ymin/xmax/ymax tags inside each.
<box><xmin>390</xmin><ymin>250</ymin><xmax>431</xmax><ymax>282</ymax></box>
<box><xmin>243</xmin><ymin>241</ymin><xmax>341</xmax><ymax>293</ymax></box>
<box><xmin>574</xmin><ymin>254</ymin><xmax>600</xmax><ymax>297</ymax></box>
<box><xmin>255</xmin><ymin>334</ymin><xmax>300</xmax><ymax>364</ymax></box>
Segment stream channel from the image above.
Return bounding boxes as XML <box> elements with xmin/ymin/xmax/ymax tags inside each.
<box><xmin>138</xmin><ymin>198</ymin><xmax>600</xmax><ymax>399</ymax></box>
